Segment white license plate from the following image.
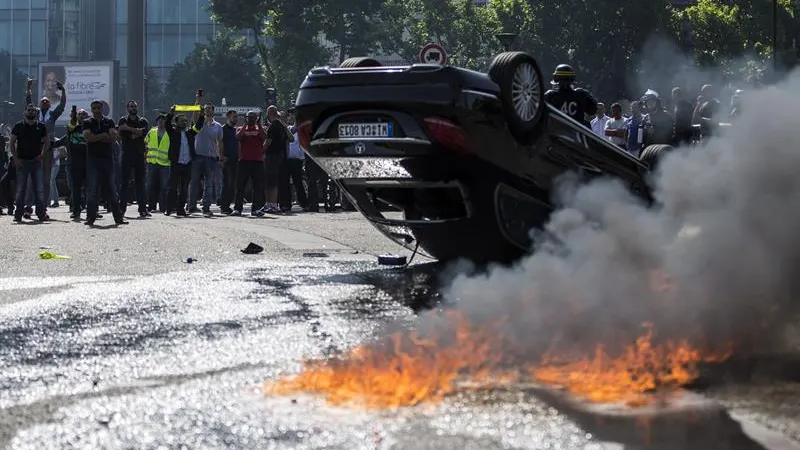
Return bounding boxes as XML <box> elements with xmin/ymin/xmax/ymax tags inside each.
<box><xmin>338</xmin><ymin>122</ymin><xmax>393</xmax><ymax>138</ymax></box>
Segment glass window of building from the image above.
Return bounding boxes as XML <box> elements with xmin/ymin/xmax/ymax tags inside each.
<box><xmin>180</xmin><ymin>0</ymin><xmax>195</xmax><ymax>24</ymax></box>
<box><xmin>117</xmin><ymin>0</ymin><xmax>127</xmax><ymax>23</ymax></box>
<box><xmin>30</xmin><ymin>19</ymin><xmax>45</xmax><ymax>54</ymax></box>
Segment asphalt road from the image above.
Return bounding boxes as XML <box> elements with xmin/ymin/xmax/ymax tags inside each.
<box><xmin>0</xmin><ymin>205</ymin><xmax>799</xmax><ymax>449</ymax></box>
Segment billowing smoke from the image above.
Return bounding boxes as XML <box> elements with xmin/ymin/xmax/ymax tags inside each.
<box><xmin>442</xmin><ymin>69</ymin><xmax>800</xmax><ymax>359</ymax></box>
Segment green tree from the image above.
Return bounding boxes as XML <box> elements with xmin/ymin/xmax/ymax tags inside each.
<box><xmin>208</xmin><ymin>0</ymin><xmax>331</xmax><ymax>106</ymax></box>
<box><xmin>317</xmin><ymin>0</ymin><xmax>398</xmax><ymax>64</ymax></box>
<box><xmin>679</xmin><ymin>0</ymin><xmax>799</xmax><ymax>81</ymax></box>
<box><xmin>162</xmin><ymin>31</ymin><xmax>264</xmax><ymax>108</ymax></box>
<box><xmin>382</xmin><ymin>0</ymin><xmax>502</xmax><ymax>69</ymax></box>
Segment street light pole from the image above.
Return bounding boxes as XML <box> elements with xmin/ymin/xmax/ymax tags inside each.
<box><xmin>773</xmin><ymin>0</ymin><xmax>778</xmax><ymax>73</ymax></box>
<box><xmin>495</xmin><ymin>32</ymin><xmax>518</xmax><ymax>52</ymax></box>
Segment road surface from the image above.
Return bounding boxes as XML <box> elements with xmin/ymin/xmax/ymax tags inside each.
<box><xmin>0</xmin><ymin>206</ymin><xmax>798</xmax><ymax>449</ymax></box>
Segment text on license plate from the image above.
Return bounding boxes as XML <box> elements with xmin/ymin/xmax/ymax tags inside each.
<box><xmin>338</xmin><ymin>122</ymin><xmax>393</xmax><ymax>138</ymax></box>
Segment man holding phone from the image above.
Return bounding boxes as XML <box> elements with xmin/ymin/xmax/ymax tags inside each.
<box><xmin>188</xmin><ymin>89</ymin><xmax>223</xmax><ymax>217</ymax></box>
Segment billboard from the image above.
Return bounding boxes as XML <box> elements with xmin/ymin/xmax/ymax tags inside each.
<box><xmin>38</xmin><ymin>61</ymin><xmax>117</xmax><ymax>124</ymax></box>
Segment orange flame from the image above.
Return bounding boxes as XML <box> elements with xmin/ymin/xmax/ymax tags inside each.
<box><xmin>266</xmin><ymin>314</ymin><xmax>732</xmax><ymax>408</ymax></box>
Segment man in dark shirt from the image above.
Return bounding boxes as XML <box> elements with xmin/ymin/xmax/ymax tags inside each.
<box><xmin>67</xmin><ymin>107</ymin><xmax>90</xmax><ymax>220</ymax></box>
<box><xmin>670</xmin><ymin>87</ymin><xmax>694</xmax><ymax>146</ymax></box>
<box><xmin>692</xmin><ymin>84</ymin><xmax>721</xmax><ymax>142</ymax></box>
<box><xmin>543</xmin><ymin>64</ymin><xmax>598</xmax><ymax>128</ymax></box>
<box><xmin>83</xmin><ymin>100</ymin><xmax>126</xmax><ymax>226</ymax></box>
<box><xmin>118</xmin><ymin>100</ymin><xmax>150</xmax><ymax>218</ymax></box>
<box><xmin>260</xmin><ymin>105</ymin><xmax>291</xmax><ymax>214</ymax></box>
<box><xmin>220</xmin><ymin>109</ymin><xmax>239</xmax><ymax>215</ymax></box>
<box><xmin>25</xmin><ymin>77</ymin><xmax>66</xmax><ymax>208</ymax></box>
<box><xmin>8</xmin><ymin>104</ymin><xmax>49</xmax><ymax>222</ymax></box>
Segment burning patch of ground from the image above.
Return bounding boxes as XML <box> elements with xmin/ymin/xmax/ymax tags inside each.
<box><xmin>265</xmin><ymin>309</ymin><xmax>733</xmax><ymax>408</ymax></box>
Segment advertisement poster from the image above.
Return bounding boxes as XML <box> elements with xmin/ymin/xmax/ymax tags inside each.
<box><xmin>38</xmin><ymin>61</ymin><xmax>116</xmax><ymax>123</ymax></box>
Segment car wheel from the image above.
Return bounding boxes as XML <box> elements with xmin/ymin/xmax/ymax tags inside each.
<box><xmin>488</xmin><ymin>51</ymin><xmax>546</xmax><ymax>143</ymax></box>
<box><xmin>640</xmin><ymin>144</ymin><xmax>674</xmax><ymax>170</ymax></box>
<box><xmin>339</xmin><ymin>57</ymin><xmax>382</xmax><ymax>68</ymax></box>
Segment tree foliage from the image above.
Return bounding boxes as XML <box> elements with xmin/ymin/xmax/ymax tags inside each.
<box><xmin>163</xmin><ymin>31</ymin><xmax>264</xmax><ymax>108</ymax></box>
<box><xmin>203</xmin><ymin>0</ymin><xmax>800</xmax><ymax>107</ymax></box>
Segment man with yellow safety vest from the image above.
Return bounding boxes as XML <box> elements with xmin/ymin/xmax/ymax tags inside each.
<box><xmin>145</xmin><ymin>114</ymin><xmax>171</xmax><ymax>213</ymax></box>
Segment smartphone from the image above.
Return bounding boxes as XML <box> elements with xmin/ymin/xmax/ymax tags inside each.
<box><xmin>197</xmin><ymin>89</ymin><xmax>203</xmax><ymax>97</ymax></box>
<box><xmin>71</xmin><ymin>105</ymin><xmax>77</xmax><ymax>113</ymax></box>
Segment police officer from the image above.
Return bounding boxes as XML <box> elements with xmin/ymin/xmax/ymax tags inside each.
<box><xmin>544</xmin><ymin>64</ymin><xmax>598</xmax><ymax>128</ymax></box>
<box><xmin>638</xmin><ymin>89</ymin><xmax>675</xmax><ymax>147</ymax></box>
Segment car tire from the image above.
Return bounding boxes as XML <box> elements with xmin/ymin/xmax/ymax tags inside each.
<box><xmin>339</xmin><ymin>57</ymin><xmax>382</xmax><ymax>68</ymax></box>
<box><xmin>639</xmin><ymin>144</ymin><xmax>674</xmax><ymax>170</ymax></box>
<box><xmin>488</xmin><ymin>51</ymin><xmax>546</xmax><ymax>143</ymax></box>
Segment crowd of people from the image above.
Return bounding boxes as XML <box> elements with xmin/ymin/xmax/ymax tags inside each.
<box><xmin>544</xmin><ymin>63</ymin><xmax>742</xmax><ymax>156</ymax></box>
<box><xmin>0</xmin><ymin>83</ymin><xmax>346</xmax><ymax>225</ymax></box>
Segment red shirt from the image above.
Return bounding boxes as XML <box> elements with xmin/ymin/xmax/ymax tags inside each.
<box><xmin>237</xmin><ymin>125</ymin><xmax>266</xmax><ymax>161</ymax></box>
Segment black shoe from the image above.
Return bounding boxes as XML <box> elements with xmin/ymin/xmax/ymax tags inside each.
<box><xmin>176</xmin><ymin>210</ymin><xmax>187</xmax><ymax>217</ymax></box>
<box><xmin>85</xmin><ymin>218</ymin><xmax>95</xmax><ymax>226</ymax></box>
<box><xmin>220</xmin><ymin>208</ymin><xmax>233</xmax><ymax>215</ymax></box>
<box><xmin>115</xmin><ymin>218</ymin><xmax>129</xmax><ymax>225</ymax></box>
<box><xmin>139</xmin><ymin>211</ymin><xmax>151</xmax><ymax>218</ymax></box>
<box><xmin>13</xmin><ymin>216</ymin><xmax>22</xmax><ymax>223</ymax></box>
<box><xmin>164</xmin><ymin>210</ymin><xmax>172</xmax><ymax>216</ymax></box>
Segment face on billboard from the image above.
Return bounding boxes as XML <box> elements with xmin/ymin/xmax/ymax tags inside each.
<box><xmin>39</xmin><ymin>62</ymin><xmax>114</xmax><ymax>123</ymax></box>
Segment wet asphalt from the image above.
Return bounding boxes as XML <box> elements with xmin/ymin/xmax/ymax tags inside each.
<box><xmin>0</xmin><ymin>208</ymin><xmax>799</xmax><ymax>449</ymax></box>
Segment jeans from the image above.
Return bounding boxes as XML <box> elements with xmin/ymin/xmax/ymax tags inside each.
<box><xmin>167</xmin><ymin>163</ymin><xmax>191</xmax><ymax>213</ymax></box>
<box><xmin>69</xmin><ymin>157</ymin><xmax>87</xmax><ymax>215</ymax></box>
<box><xmin>14</xmin><ymin>159</ymin><xmax>46</xmax><ymax>219</ymax></box>
<box><xmin>279</xmin><ymin>158</ymin><xmax>308</xmax><ymax>210</ymax></box>
<box><xmin>49</xmin><ymin>162</ymin><xmax>60</xmax><ymax>204</ymax></box>
<box><xmin>146</xmin><ymin>163</ymin><xmax>170</xmax><ymax>211</ymax></box>
<box><xmin>86</xmin><ymin>156</ymin><xmax>122</xmax><ymax>222</ymax></box>
<box><xmin>220</xmin><ymin>159</ymin><xmax>238</xmax><ymax>211</ymax></box>
<box><xmin>119</xmin><ymin>151</ymin><xmax>148</xmax><ymax>214</ymax></box>
<box><xmin>25</xmin><ymin>150</ymin><xmax>52</xmax><ymax>207</ymax></box>
<box><xmin>189</xmin><ymin>155</ymin><xmax>218</xmax><ymax>211</ymax></box>
<box><xmin>235</xmin><ymin>160</ymin><xmax>265</xmax><ymax>213</ymax></box>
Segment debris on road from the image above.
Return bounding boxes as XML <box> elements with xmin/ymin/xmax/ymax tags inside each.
<box><xmin>241</xmin><ymin>242</ymin><xmax>264</xmax><ymax>255</ymax></box>
<box><xmin>38</xmin><ymin>251</ymin><xmax>71</xmax><ymax>260</ymax></box>
<box><xmin>185</xmin><ymin>257</ymin><xmax>197</xmax><ymax>263</ymax></box>
<box><xmin>378</xmin><ymin>254</ymin><xmax>407</xmax><ymax>266</ymax></box>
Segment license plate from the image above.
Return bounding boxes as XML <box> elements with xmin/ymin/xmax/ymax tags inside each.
<box><xmin>338</xmin><ymin>122</ymin><xmax>393</xmax><ymax>138</ymax></box>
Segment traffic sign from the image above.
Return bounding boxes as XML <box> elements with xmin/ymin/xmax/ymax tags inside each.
<box><xmin>419</xmin><ymin>43</ymin><xmax>447</xmax><ymax>65</ymax></box>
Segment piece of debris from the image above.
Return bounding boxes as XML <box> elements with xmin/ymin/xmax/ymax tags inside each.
<box><xmin>241</xmin><ymin>242</ymin><xmax>264</xmax><ymax>255</ymax></box>
<box><xmin>185</xmin><ymin>257</ymin><xmax>197</xmax><ymax>264</ymax></box>
<box><xmin>378</xmin><ymin>254</ymin><xmax>407</xmax><ymax>266</ymax></box>
<box><xmin>38</xmin><ymin>251</ymin><xmax>71</xmax><ymax>260</ymax></box>
<box><xmin>302</xmin><ymin>252</ymin><xmax>328</xmax><ymax>258</ymax></box>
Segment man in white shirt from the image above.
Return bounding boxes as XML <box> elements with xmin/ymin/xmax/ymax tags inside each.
<box><xmin>590</xmin><ymin>103</ymin><xmax>609</xmax><ymax>137</ymax></box>
<box><xmin>603</xmin><ymin>103</ymin><xmax>627</xmax><ymax>149</ymax></box>
<box><xmin>278</xmin><ymin>121</ymin><xmax>309</xmax><ymax>212</ymax></box>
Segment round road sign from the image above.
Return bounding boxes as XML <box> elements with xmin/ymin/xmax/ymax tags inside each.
<box><xmin>419</xmin><ymin>43</ymin><xmax>447</xmax><ymax>65</ymax></box>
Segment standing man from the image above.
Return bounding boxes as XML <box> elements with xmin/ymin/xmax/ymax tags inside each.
<box><xmin>260</xmin><ymin>105</ymin><xmax>290</xmax><ymax>214</ymax></box>
<box><xmin>145</xmin><ymin>114</ymin><xmax>171</xmax><ymax>213</ymax></box>
<box><xmin>590</xmin><ymin>103</ymin><xmax>609</xmax><ymax>137</ymax></box>
<box><xmin>9</xmin><ymin>104</ymin><xmax>49</xmax><ymax>222</ymax></box>
<box><xmin>83</xmin><ymin>100</ymin><xmax>126</xmax><ymax>226</ymax></box>
<box><xmin>219</xmin><ymin>109</ymin><xmax>239</xmax><ymax>215</ymax></box>
<box><xmin>25</xmin><ymin>77</ymin><xmax>66</xmax><ymax>207</ymax></box>
<box><xmin>544</xmin><ymin>64</ymin><xmax>597</xmax><ymax>128</ymax></box>
<box><xmin>189</xmin><ymin>95</ymin><xmax>223</xmax><ymax>217</ymax></box>
<box><xmin>232</xmin><ymin>110</ymin><xmax>266</xmax><ymax>216</ymax></box>
<box><xmin>66</xmin><ymin>107</ymin><xmax>89</xmax><ymax>220</ymax></box>
<box><xmin>117</xmin><ymin>100</ymin><xmax>150</xmax><ymax>218</ymax></box>
<box><xmin>279</xmin><ymin>120</ymin><xmax>308</xmax><ymax>212</ymax></box>
<box><xmin>164</xmin><ymin>107</ymin><xmax>197</xmax><ymax>216</ymax></box>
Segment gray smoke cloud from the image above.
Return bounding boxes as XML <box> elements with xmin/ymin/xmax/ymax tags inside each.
<box><xmin>441</xmin><ymin>68</ymin><xmax>800</xmax><ymax>359</ymax></box>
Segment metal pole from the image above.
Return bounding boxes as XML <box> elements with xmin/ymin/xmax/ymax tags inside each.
<box><xmin>773</xmin><ymin>0</ymin><xmax>778</xmax><ymax>72</ymax></box>
<box><xmin>127</xmin><ymin>0</ymin><xmax>145</xmax><ymax>105</ymax></box>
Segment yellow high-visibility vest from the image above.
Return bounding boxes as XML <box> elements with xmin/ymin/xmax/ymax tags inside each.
<box><xmin>146</xmin><ymin>127</ymin><xmax>170</xmax><ymax>166</ymax></box>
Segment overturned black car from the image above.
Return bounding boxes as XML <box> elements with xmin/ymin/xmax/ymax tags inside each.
<box><xmin>294</xmin><ymin>52</ymin><xmax>670</xmax><ymax>264</ymax></box>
